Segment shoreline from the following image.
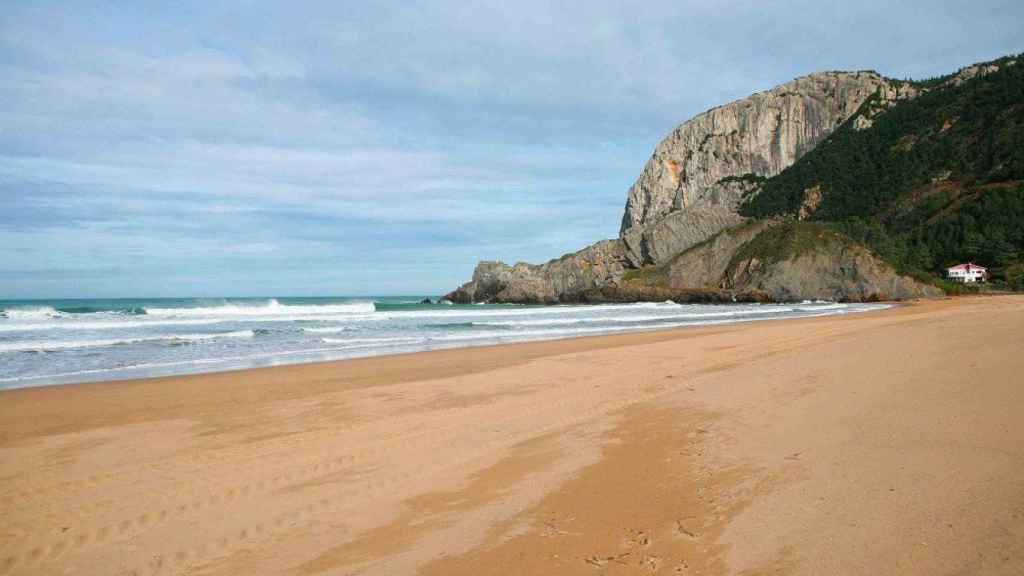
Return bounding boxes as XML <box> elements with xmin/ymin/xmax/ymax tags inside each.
<box><xmin>1</xmin><ymin>300</ymin><xmax>896</xmax><ymax>392</ymax></box>
<box><xmin>1</xmin><ymin>295</ymin><xmax>1022</xmax><ymax>575</ymax></box>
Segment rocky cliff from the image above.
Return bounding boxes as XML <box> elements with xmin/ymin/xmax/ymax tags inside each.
<box><xmin>619</xmin><ymin>71</ymin><xmax>903</xmax><ymax>265</ymax></box>
<box><xmin>620</xmin><ymin>71</ymin><xmax>899</xmax><ymax>232</ymax></box>
<box><xmin>617</xmin><ymin>61</ymin><xmax>1005</xmax><ymax>263</ymax></box>
<box><xmin>445</xmin><ymin>62</ymin><xmax>991</xmax><ymax>304</ymax></box>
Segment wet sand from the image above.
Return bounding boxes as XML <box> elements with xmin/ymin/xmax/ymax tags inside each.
<box><xmin>1</xmin><ymin>296</ymin><xmax>1022</xmax><ymax>575</ymax></box>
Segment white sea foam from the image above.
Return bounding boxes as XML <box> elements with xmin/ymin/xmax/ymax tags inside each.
<box><xmin>367</xmin><ymin>301</ymin><xmax>685</xmax><ymax>320</ymax></box>
<box><xmin>0</xmin><ymin>318</ymin><xmax>222</xmax><ymax>332</ymax></box>
<box><xmin>302</xmin><ymin>326</ymin><xmax>359</xmax><ymax>334</ymax></box>
<box><xmin>472</xmin><ymin>307</ymin><xmax>793</xmax><ymax>327</ymax></box>
<box><xmin>794</xmin><ymin>303</ymin><xmax>847</xmax><ymax>312</ymax></box>
<box><xmin>478</xmin><ymin>310</ymin><xmax>846</xmax><ymax>339</ymax></box>
<box><xmin>417</xmin><ymin>320</ymin><xmax>727</xmax><ymax>343</ymax></box>
<box><xmin>1</xmin><ymin>306</ymin><xmax>68</xmax><ymax>320</ymax></box>
<box><xmin>0</xmin><ymin>341</ymin><xmax>409</xmax><ymax>385</ymax></box>
<box><xmin>0</xmin><ymin>330</ymin><xmax>254</xmax><ymax>353</ymax></box>
<box><xmin>316</xmin><ymin>313</ymin><xmax>788</xmax><ymax>348</ymax></box>
<box><xmin>143</xmin><ymin>299</ymin><xmax>376</xmax><ymax>318</ymax></box>
<box><xmin>321</xmin><ymin>336</ymin><xmax>425</xmax><ymax>346</ymax></box>
<box><xmin>0</xmin><ymin>312</ymin><xmax>378</xmax><ymax>332</ymax></box>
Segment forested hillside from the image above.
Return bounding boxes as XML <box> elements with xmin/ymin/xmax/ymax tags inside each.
<box><xmin>741</xmin><ymin>55</ymin><xmax>1024</xmax><ymax>288</ymax></box>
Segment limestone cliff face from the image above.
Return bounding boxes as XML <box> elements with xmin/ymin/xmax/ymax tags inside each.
<box><xmin>619</xmin><ymin>71</ymin><xmax>897</xmax><ymax>263</ymax></box>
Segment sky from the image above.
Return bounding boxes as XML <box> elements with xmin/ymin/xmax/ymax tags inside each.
<box><xmin>1</xmin><ymin>1</ymin><xmax>1022</xmax><ymax>298</ymax></box>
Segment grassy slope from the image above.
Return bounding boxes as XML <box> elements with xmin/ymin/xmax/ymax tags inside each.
<box><xmin>727</xmin><ymin>222</ymin><xmax>853</xmax><ymax>270</ymax></box>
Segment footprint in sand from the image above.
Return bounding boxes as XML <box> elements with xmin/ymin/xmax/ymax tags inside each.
<box><xmin>675</xmin><ymin>520</ymin><xmax>699</xmax><ymax>539</ymax></box>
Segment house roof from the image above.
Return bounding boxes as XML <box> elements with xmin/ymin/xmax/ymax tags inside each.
<box><xmin>947</xmin><ymin>263</ymin><xmax>987</xmax><ymax>271</ymax></box>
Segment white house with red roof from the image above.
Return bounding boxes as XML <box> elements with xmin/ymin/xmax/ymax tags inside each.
<box><xmin>946</xmin><ymin>262</ymin><xmax>988</xmax><ymax>283</ymax></box>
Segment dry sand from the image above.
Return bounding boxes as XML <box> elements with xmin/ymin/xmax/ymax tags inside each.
<box><xmin>1</xmin><ymin>296</ymin><xmax>1023</xmax><ymax>575</ymax></box>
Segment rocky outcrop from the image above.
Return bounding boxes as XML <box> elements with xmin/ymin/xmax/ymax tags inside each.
<box><xmin>663</xmin><ymin>220</ymin><xmax>777</xmax><ymax>289</ymax></box>
<box><xmin>723</xmin><ymin>223</ymin><xmax>943</xmax><ymax>302</ymax></box>
<box><xmin>620</xmin><ymin>71</ymin><xmax>898</xmax><ymax>240</ymax></box>
<box><xmin>943</xmin><ymin>61</ymin><xmax>1012</xmax><ymax>87</ymax></box>
<box><xmin>604</xmin><ymin>221</ymin><xmax>941</xmax><ymax>303</ymax></box>
<box><xmin>445</xmin><ymin>239</ymin><xmax>631</xmax><ymax>304</ymax></box>
<box><xmin>853</xmin><ymin>59</ymin><xmax>1014</xmax><ymax>130</ymax></box>
<box><xmin>797</xmin><ymin>185</ymin><xmax>823</xmax><ymax>220</ymax></box>
<box><xmin>727</xmin><ymin>247</ymin><xmax>943</xmax><ymax>302</ymax></box>
<box><xmin>556</xmin><ymin>285</ymin><xmax>763</xmax><ymax>305</ymax></box>
<box><xmin>621</xmin><ymin>176</ymin><xmax>760</xmax><ymax>267</ymax></box>
<box><xmin>852</xmin><ymin>81</ymin><xmax>923</xmax><ymax>130</ymax></box>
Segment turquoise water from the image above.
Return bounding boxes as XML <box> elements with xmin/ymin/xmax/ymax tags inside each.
<box><xmin>0</xmin><ymin>297</ymin><xmax>887</xmax><ymax>388</ymax></box>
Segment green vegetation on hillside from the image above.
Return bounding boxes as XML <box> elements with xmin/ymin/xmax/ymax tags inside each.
<box><xmin>728</xmin><ymin>222</ymin><xmax>854</xmax><ymax>270</ymax></box>
<box><xmin>740</xmin><ymin>56</ymin><xmax>1024</xmax><ymax>287</ymax></box>
<box><xmin>621</xmin><ymin>265</ymin><xmax>669</xmax><ymax>287</ymax></box>
<box><xmin>834</xmin><ymin>187</ymin><xmax>1024</xmax><ymax>277</ymax></box>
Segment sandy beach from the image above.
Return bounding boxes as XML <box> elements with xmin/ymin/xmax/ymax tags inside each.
<box><xmin>1</xmin><ymin>295</ymin><xmax>1023</xmax><ymax>575</ymax></box>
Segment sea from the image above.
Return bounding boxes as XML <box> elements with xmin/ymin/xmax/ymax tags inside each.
<box><xmin>0</xmin><ymin>297</ymin><xmax>888</xmax><ymax>389</ymax></box>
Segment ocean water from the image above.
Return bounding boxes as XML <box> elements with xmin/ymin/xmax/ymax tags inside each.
<box><xmin>0</xmin><ymin>297</ymin><xmax>887</xmax><ymax>389</ymax></box>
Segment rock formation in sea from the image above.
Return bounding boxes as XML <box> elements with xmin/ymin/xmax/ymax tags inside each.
<box><xmin>445</xmin><ymin>240</ymin><xmax>631</xmax><ymax>305</ymax></box>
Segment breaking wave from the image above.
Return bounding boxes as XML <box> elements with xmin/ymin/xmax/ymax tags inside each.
<box><xmin>142</xmin><ymin>299</ymin><xmax>376</xmax><ymax>319</ymax></box>
<box><xmin>1</xmin><ymin>306</ymin><xmax>67</xmax><ymax>320</ymax></box>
